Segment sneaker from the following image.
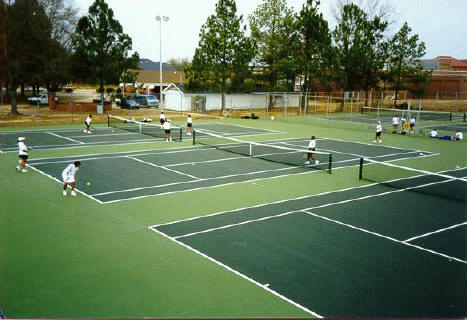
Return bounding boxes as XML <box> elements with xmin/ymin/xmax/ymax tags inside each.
<box><xmin>16</xmin><ymin>166</ymin><xmax>20</xmax><ymax>171</ymax></box>
<box><xmin>83</xmin><ymin>129</ymin><xmax>87</xmax><ymax>133</ymax></box>
<box><xmin>315</xmin><ymin>160</ymin><xmax>320</xmax><ymax>165</ymax></box>
<box><xmin>62</xmin><ymin>190</ymin><xmax>67</xmax><ymax>196</ymax></box>
<box><xmin>373</xmin><ymin>140</ymin><xmax>377</xmax><ymax>143</ymax></box>
<box><xmin>71</xmin><ymin>191</ymin><xmax>77</xmax><ymax>197</ymax></box>
<box><xmin>305</xmin><ymin>161</ymin><xmax>310</xmax><ymax>165</ymax></box>
<box><xmin>378</xmin><ymin>140</ymin><xmax>383</xmax><ymax>143</ymax></box>
<box><xmin>87</xmin><ymin>131</ymin><xmax>92</xmax><ymax>134</ymax></box>
<box><xmin>21</xmin><ymin>169</ymin><xmax>28</xmax><ymax>173</ymax></box>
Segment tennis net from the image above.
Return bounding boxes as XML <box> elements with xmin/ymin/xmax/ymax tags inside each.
<box><xmin>193</xmin><ymin>129</ymin><xmax>332</xmax><ymax>173</ymax></box>
<box><xmin>108</xmin><ymin>115</ymin><xmax>183</xmax><ymax>141</ymax></box>
<box><xmin>361</xmin><ymin>106</ymin><xmax>453</xmax><ymax>121</ymax></box>
<box><xmin>359</xmin><ymin>158</ymin><xmax>467</xmax><ymax>203</ymax></box>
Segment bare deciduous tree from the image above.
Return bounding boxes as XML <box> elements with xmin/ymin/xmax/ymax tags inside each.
<box><xmin>331</xmin><ymin>0</ymin><xmax>397</xmax><ymax>27</ymax></box>
<box><xmin>38</xmin><ymin>0</ymin><xmax>79</xmax><ymax>49</ymax></box>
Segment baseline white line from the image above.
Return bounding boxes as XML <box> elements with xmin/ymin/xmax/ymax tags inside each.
<box><xmin>149</xmin><ymin>167</ymin><xmax>466</xmax><ymax>229</ymax></box>
<box><xmin>68</xmin><ymin>132</ymin><xmax>140</xmax><ymax>138</ymax></box>
<box><xmin>302</xmin><ymin>210</ymin><xmax>467</xmax><ymax>265</ymax></box>
<box><xmin>149</xmin><ymin>227</ymin><xmax>322</xmax><ymax>317</ymax></box>
<box><xmin>403</xmin><ymin>222</ymin><xmax>467</xmax><ymax>243</ymax></box>
<box><xmin>25</xmin><ymin>164</ymin><xmax>104</xmax><ymax>204</ymax></box>
<box><xmin>127</xmin><ymin>156</ymin><xmax>202</xmax><ymax>180</ymax></box>
<box><xmin>47</xmin><ymin>131</ymin><xmax>85</xmax><ymax>144</ymax></box>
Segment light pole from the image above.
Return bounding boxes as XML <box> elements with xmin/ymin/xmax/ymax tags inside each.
<box><xmin>156</xmin><ymin>15</ymin><xmax>169</xmax><ymax>110</ymax></box>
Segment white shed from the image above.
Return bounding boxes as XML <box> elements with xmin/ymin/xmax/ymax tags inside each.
<box><xmin>163</xmin><ymin>83</ymin><xmax>190</xmax><ymax>111</ymax></box>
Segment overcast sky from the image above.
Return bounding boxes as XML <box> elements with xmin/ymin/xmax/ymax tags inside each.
<box><xmin>74</xmin><ymin>0</ymin><xmax>467</xmax><ymax>62</ymax></box>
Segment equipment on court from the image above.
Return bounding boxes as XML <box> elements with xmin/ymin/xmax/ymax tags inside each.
<box><xmin>193</xmin><ymin>129</ymin><xmax>332</xmax><ymax>173</ymax></box>
<box><xmin>108</xmin><ymin>115</ymin><xmax>183</xmax><ymax>141</ymax></box>
<box><xmin>359</xmin><ymin>158</ymin><xmax>467</xmax><ymax>203</ymax></box>
<box><xmin>361</xmin><ymin>107</ymin><xmax>454</xmax><ymax>122</ymax></box>
<box><xmin>86</xmin><ymin>182</ymin><xmax>91</xmax><ymax>186</ymax></box>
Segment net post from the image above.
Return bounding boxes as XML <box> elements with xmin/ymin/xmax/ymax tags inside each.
<box><xmin>249</xmin><ymin>143</ymin><xmax>253</xmax><ymax>157</ymax></box>
<box><xmin>107</xmin><ymin>115</ymin><xmax>110</xmax><ymax>127</ymax></box>
<box><xmin>464</xmin><ymin>112</ymin><xmax>466</xmax><ymax>122</ymax></box>
<box><xmin>193</xmin><ymin>130</ymin><xmax>196</xmax><ymax>145</ymax></box>
<box><xmin>328</xmin><ymin>153</ymin><xmax>332</xmax><ymax>174</ymax></box>
<box><xmin>179</xmin><ymin>127</ymin><xmax>183</xmax><ymax>142</ymax></box>
<box><xmin>449</xmin><ymin>112</ymin><xmax>452</xmax><ymax>121</ymax></box>
<box><xmin>359</xmin><ymin>158</ymin><xmax>363</xmax><ymax>180</ymax></box>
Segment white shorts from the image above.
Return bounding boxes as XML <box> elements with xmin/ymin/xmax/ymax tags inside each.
<box><xmin>62</xmin><ymin>174</ymin><xmax>75</xmax><ymax>184</ymax></box>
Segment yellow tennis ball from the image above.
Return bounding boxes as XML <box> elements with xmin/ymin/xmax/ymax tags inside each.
<box><xmin>192</xmin><ymin>163</ymin><xmax>195</xmax><ymax>166</ymax></box>
<box><xmin>86</xmin><ymin>182</ymin><xmax>91</xmax><ymax>186</ymax></box>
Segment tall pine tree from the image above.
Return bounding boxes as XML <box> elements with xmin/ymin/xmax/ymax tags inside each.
<box><xmin>188</xmin><ymin>0</ymin><xmax>255</xmax><ymax>111</ymax></box>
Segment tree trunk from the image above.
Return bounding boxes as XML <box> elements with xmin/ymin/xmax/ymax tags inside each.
<box><xmin>9</xmin><ymin>90</ymin><xmax>18</xmax><ymax>115</ymax></box>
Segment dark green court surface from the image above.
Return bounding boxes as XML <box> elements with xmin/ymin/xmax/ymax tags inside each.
<box><xmin>152</xmin><ymin>169</ymin><xmax>467</xmax><ymax>317</ymax></box>
<box><xmin>26</xmin><ymin>137</ymin><xmax>434</xmax><ymax>203</ymax></box>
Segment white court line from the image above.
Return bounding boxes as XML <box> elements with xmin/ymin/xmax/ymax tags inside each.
<box><xmin>47</xmin><ymin>131</ymin><xmax>85</xmax><ymax>144</ymax></box>
<box><xmin>151</xmin><ymin>165</ymin><xmax>466</xmax><ymax>229</ymax></box>
<box><xmin>403</xmin><ymin>222</ymin><xmax>467</xmax><ymax>243</ymax></box>
<box><xmin>127</xmin><ymin>156</ymin><xmax>201</xmax><ymax>180</ymax></box>
<box><xmin>302</xmin><ymin>210</ymin><xmax>466</xmax><ymax>265</ymax></box>
<box><xmin>149</xmin><ymin>227</ymin><xmax>322</xmax><ymax>318</ymax></box>
<box><xmin>97</xmin><ymin>153</ymin><xmax>441</xmax><ymax>203</ymax></box>
<box><xmin>68</xmin><ymin>132</ymin><xmax>140</xmax><ymax>138</ymax></box>
<box><xmin>167</xmin><ymin>179</ymin><xmax>464</xmax><ymax>242</ymax></box>
<box><xmin>25</xmin><ymin>164</ymin><xmax>104</xmax><ymax>204</ymax></box>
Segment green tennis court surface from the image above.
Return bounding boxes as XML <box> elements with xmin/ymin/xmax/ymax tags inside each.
<box><xmin>0</xmin><ymin>121</ymin><xmax>281</xmax><ymax>152</ymax></box>
<box><xmin>26</xmin><ymin>137</ymin><xmax>434</xmax><ymax>203</ymax></box>
<box><xmin>152</xmin><ymin>168</ymin><xmax>467</xmax><ymax>317</ymax></box>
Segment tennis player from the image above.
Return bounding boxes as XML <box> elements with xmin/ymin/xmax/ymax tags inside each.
<box><xmin>159</xmin><ymin>112</ymin><xmax>166</xmax><ymax>125</ymax></box>
<box><xmin>84</xmin><ymin>114</ymin><xmax>92</xmax><ymax>134</ymax></box>
<box><xmin>62</xmin><ymin>161</ymin><xmax>81</xmax><ymax>197</ymax></box>
<box><xmin>305</xmin><ymin>136</ymin><xmax>319</xmax><ymax>165</ymax></box>
<box><xmin>186</xmin><ymin>115</ymin><xmax>193</xmax><ymax>136</ymax></box>
<box><xmin>374</xmin><ymin>121</ymin><xmax>383</xmax><ymax>143</ymax></box>
<box><xmin>401</xmin><ymin>117</ymin><xmax>408</xmax><ymax>135</ymax></box>
<box><xmin>163</xmin><ymin>119</ymin><xmax>172</xmax><ymax>141</ymax></box>
<box><xmin>16</xmin><ymin>137</ymin><xmax>30</xmax><ymax>173</ymax></box>
<box><xmin>392</xmin><ymin>116</ymin><xmax>399</xmax><ymax>132</ymax></box>
<box><xmin>409</xmin><ymin>116</ymin><xmax>416</xmax><ymax>133</ymax></box>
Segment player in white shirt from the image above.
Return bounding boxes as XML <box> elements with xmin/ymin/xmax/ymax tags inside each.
<box><xmin>374</xmin><ymin>121</ymin><xmax>383</xmax><ymax>143</ymax></box>
<box><xmin>62</xmin><ymin>161</ymin><xmax>81</xmax><ymax>196</ymax></box>
<box><xmin>305</xmin><ymin>136</ymin><xmax>319</xmax><ymax>165</ymax></box>
<box><xmin>84</xmin><ymin>114</ymin><xmax>92</xmax><ymax>134</ymax></box>
<box><xmin>159</xmin><ymin>112</ymin><xmax>166</xmax><ymax>125</ymax></box>
<box><xmin>392</xmin><ymin>116</ymin><xmax>399</xmax><ymax>132</ymax></box>
<box><xmin>162</xmin><ymin>119</ymin><xmax>172</xmax><ymax>141</ymax></box>
<box><xmin>186</xmin><ymin>115</ymin><xmax>193</xmax><ymax>136</ymax></box>
<box><xmin>409</xmin><ymin>116</ymin><xmax>416</xmax><ymax>133</ymax></box>
<box><xmin>429</xmin><ymin>129</ymin><xmax>438</xmax><ymax>138</ymax></box>
<box><xmin>16</xmin><ymin>137</ymin><xmax>30</xmax><ymax>173</ymax></box>
<box><xmin>452</xmin><ymin>131</ymin><xmax>463</xmax><ymax>141</ymax></box>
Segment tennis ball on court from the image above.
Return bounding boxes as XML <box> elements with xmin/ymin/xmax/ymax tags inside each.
<box><xmin>271</xmin><ymin>116</ymin><xmax>275</xmax><ymax>120</ymax></box>
<box><xmin>86</xmin><ymin>182</ymin><xmax>91</xmax><ymax>186</ymax></box>
<box><xmin>419</xmin><ymin>152</ymin><xmax>424</xmax><ymax>156</ymax></box>
<box><xmin>192</xmin><ymin>163</ymin><xmax>195</xmax><ymax>166</ymax></box>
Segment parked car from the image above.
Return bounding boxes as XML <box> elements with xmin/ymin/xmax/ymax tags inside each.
<box><xmin>92</xmin><ymin>96</ymin><xmax>111</xmax><ymax>104</ymax></box>
<box><xmin>120</xmin><ymin>99</ymin><xmax>140</xmax><ymax>109</ymax></box>
<box><xmin>135</xmin><ymin>95</ymin><xmax>159</xmax><ymax>108</ymax></box>
<box><xmin>28</xmin><ymin>94</ymin><xmax>50</xmax><ymax>105</ymax></box>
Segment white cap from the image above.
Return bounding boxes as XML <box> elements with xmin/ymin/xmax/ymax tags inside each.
<box><xmin>18</xmin><ymin>137</ymin><xmax>25</xmax><ymax>142</ymax></box>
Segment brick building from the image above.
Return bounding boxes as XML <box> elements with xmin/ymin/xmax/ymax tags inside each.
<box><xmin>422</xmin><ymin>56</ymin><xmax>467</xmax><ymax>97</ymax></box>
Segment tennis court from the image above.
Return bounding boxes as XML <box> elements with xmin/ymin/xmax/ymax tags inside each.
<box><xmin>151</xmin><ymin>166</ymin><xmax>467</xmax><ymax>317</ymax></box>
<box><xmin>0</xmin><ymin>119</ymin><xmax>281</xmax><ymax>152</ymax></box>
<box><xmin>26</xmin><ymin>136</ymin><xmax>435</xmax><ymax>203</ymax></box>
